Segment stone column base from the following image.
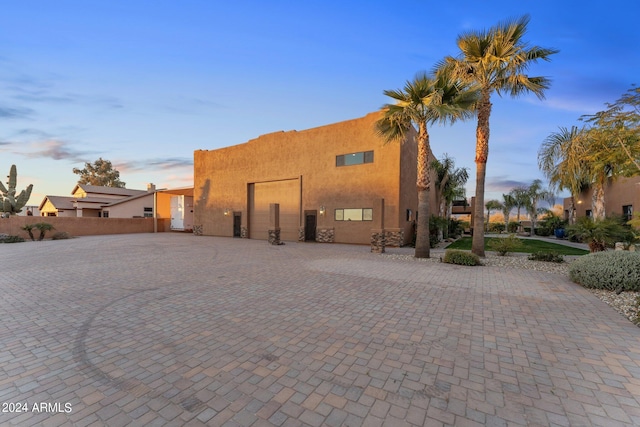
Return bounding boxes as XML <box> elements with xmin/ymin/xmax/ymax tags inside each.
<box><xmin>384</xmin><ymin>228</ymin><xmax>404</xmax><ymax>247</ymax></box>
<box><xmin>371</xmin><ymin>229</ymin><xmax>386</xmax><ymax>253</ymax></box>
<box><xmin>298</xmin><ymin>227</ymin><xmax>305</xmax><ymax>242</ymax></box>
<box><xmin>241</xmin><ymin>226</ymin><xmax>248</xmax><ymax>238</ymax></box>
<box><xmin>268</xmin><ymin>228</ymin><xmax>282</xmax><ymax>245</ymax></box>
<box><xmin>316</xmin><ymin>228</ymin><xmax>335</xmax><ymax>243</ymax></box>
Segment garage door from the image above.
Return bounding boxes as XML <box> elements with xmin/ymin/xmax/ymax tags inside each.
<box><xmin>249</xmin><ymin>179</ymin><xmax>299</xmax><ymax>241</ymax></box>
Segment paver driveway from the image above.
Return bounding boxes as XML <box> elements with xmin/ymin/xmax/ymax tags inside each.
<box><xmin>1</xmin><ymin>233</ymin><xmax>640</xmax><ymax>426</ymax></box>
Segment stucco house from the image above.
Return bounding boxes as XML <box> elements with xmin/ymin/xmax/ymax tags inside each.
<box><xmin>39</xmin><ymin>184</ymin><xmax>195</xmax><ymax>231</ymax></box>
<box><xmin>194</xmin><ymin>112</ymin><xmax>437</xmax><ymax>246</ymax></box>
<box><xmin>563</xmin><ymin>175</ymin><xmax>640</xmax><ymax>223</ymax></box>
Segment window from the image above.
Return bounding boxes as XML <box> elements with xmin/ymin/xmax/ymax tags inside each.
<box><xmin>406</xmin><ymin>209</ymin><xmax>413</xmax><ymax>221</ymax></box>
<box><xmin>102</xmin><ymin>211</ymin><xmax>109</xmax><ymax>218</ymax></box>
<box><xmin>334</xmin><ymin>208</ymin><xmax>373</xmax><ymax>221</ymax></box>
<box><xmin>585</xmin><ymin>210</ymin><xmax>592</xmax><ymax>218</ymax></box>
<box><xmin>336</xmin><ymin>150</ymin><xmax>374</xmax><ymax>167</ymax></box>
<box><xmin>623</xmin><ymin>205</ymin><xmax>633</xmax><ymax>221</ymax></box>
<box><xmin>144</xmin><ymin>207</ymin><xmax>153</xmax><ymax>218</ymax></box>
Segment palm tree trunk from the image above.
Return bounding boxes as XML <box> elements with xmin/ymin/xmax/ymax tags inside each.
<box><xmin>472</xmin><ymin>89</ymin><xmax>491</xmax><ymax>257</ymax></box>
<box><xmin>415</xmin><ymin>124</ymin><xmax>431</xmax><ymax>258</ymax></box>
<box><xmin>592</xmin><ymin>182</ymin><xmax>606</xmax><ymax>220</ymax></box>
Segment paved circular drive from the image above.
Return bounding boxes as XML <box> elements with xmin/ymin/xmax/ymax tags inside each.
<box><xmin>1</xmin><ymin>234</ymin><xmax>640</xmax><ymax>426</ymax></box>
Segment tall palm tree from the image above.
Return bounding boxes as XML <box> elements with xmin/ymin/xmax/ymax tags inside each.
<box><xmin>432</xmin><ymin>154</ymin><xmax>469</xmax><ymax>239</ymax></box>
<box><xmin>526</xmin><ymin>179</ymin><xmax>555</xmax><ymax>233</ymax></box>
<box><xmin>485</xmin><ymin>199</ymin><xmax>502</xmax><ymax>231</ymax></box>
<box><xmin>431</xmin><ymin>154</ymin><xmax>469</xmax><ymax>218</ymax></box>
<box><xmin>437</xmin><ymin>15</ymin><xmax>558</xmax><ymax>256</ymax></box>
<box><xmin>538</xmin><ymin>126</ymin><xmax>590</xmax><ymax>224</ymax></box>
<box><xmin>501</xmin><ymin>193</ymin><xmax>516</xmax><ymax>231</ymax></box>
<box><xmin>376</xmin><ymin>72</ymin><xmax>478</xmax><ymax>258</ymax></box>
<box><xmin>510</xmin><ymin>186</ymin><xmax>530</xmax><ymax>223</ymax></box>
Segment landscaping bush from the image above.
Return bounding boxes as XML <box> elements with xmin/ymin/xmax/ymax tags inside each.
<box><xmin>51</xmin><ymin>231</ymin><xmax>71</xmax><ymax>240</ymax></box>
<box><xmin>507</xmin><ymin>221</ymin><xmax>519</xmax><ymax>233</ymax></box>
<box><xmin>569</xmin><ymin>251</ymin><xmax>640</xmax><ymax>292</ymax></box>
<box><xmin>487</xmin><ymin>234</ymin><xmax>523</xmax><ymax>256</ymax></box>
<box><xmin>443</xmin><ymin>249</ymin><xmax>481</xmax><ymax>266</ymax></box>
<box><xmin>487</xmin><ymin>222</ymin><xmax>505</xmax><ymax>233</ymax></box>
<box><xmin>447</xmin><ymin>218</ymin><xmax>464</xmax><ymax>238</ymax></box>
<box><xmin>534</xmin><ymin>226</ymin><xmax>553</xmax><ymax>237</ymax></box>
<box><xmin>567</xmin><ymin>217</ymin><xmax>632</xmax><ymax>252</ymax></box>
<box><xmin>527</xmin><ymin>251</ymin><xmax>564</xmax><ymax>263</ymax></box>
<box><xmin>1</xmin><ymin>235</ymin><xmax>25</xmax><ymax>243</ymax></box>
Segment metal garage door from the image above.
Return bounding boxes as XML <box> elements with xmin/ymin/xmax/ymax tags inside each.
<box><xmin>248</xmin><ymin>179</ymin><xmax>299</xmax><ymax>241</ymax></box>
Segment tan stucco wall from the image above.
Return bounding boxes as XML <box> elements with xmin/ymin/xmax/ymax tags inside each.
<box><xmin>565</xmin><ymin>175</ymin><xmax>640</xmax><ymax>222</ymax></box>
<box><xmin>195</xmin><ymin>112</ymin><xmax>432</xmax><ymax>244</ymax></box>
<box><xmin>104</xmin><ymin>194</ymin><xmax>155</xmax><ymax>218</ymax></box>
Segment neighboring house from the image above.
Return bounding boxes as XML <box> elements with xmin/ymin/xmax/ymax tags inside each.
<box><xmin>563</xmin><ymin>175</ymin><xmax>640</xmax><ymax>222</ymax></box>
<box><xmin>39</xmin><ymin>184</ymin><xmax>195</xmax><ymax>230</ymax></box>
<box><xmin>194</xmin><ymin>112</ymin><xmax>435</xmax><ymax>246</ymax></box>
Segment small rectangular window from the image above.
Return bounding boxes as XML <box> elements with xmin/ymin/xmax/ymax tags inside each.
<box><xmin>336</xmin><ymin>150</ymin><xmax>373</xmax><ymax>167</ymax></box>
<box><xmin>144</xmin><ymin>207</ymin><xmax>153</xmax><ymax>218</ymax></box>
<box><xmin>585</xmin><ymin>210</ymin><xmax>592</xmax><ymax>218</ymax></box>
<box><xmin>102</xmin><ymin>211</ymin><xmax>109</xmax><ymax>218</ymax></box>
<box><xmin>334</xmin><ymin>208</ymin><xmax>372</xmax><ymax>221</ymax></box>
<box><xmin>623</xmin><ymin>205</ymin><xmax>633</xmax><ymax>221</ymax></box>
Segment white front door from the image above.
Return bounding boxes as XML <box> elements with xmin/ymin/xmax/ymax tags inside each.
<box><xmin>170</xmin><ymin>196</ymin><xmax>184</xmax><ymax>230</ymax></box>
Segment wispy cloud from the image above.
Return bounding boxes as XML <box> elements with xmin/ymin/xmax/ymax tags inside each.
<box><xmin>486</xmin><ymin>177</ymin><xmax>531</xmax><ymax>193</ymax></box>
<box><xmin>0</xmin><ymin>106</ymin><xmax>34</xmax><ymax>119</ymax></box>
<box><xmin>116</xmin><ymin>157</ymin><xmax>193</xmax><ymax>172</ymax></box>
<box><xmin>22</xmin><ymin>140</ymin><xmax>96</xmax><ymax>162</ymax></box>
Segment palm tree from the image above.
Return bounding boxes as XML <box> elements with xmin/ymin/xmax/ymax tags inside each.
<box><xmin>501</xmin><ymin>193</ymin><xmax>516</xmax><ymax>231</ymax></box>
<box><xmin>538</xmin><ymin>126</ymin><xmax>590</xmax><ymax>224</ymax></box>
<box><xmin>510</xmin><ymin>186</ymin><xmax>530</xmax><ymax>223</ymax></box>
<box><xmin>432</xmin><ymin>154</ymin><xmax>469</xmax><ymax>218</ymax></box>
<box><xmin>432</xmin><ymin>154</ymin><xmax>469</xmax><ymax>239</ymax></box>
<box><xmin>485</xmin><ymin>200</ymin><xmax>502</xmax><ymax>231</ymax></box>
<box><xmin>525</xmin><ymin>179</ymin><xmax>555</xmax><ymax>233</ymax></box>
<box><xmin>437</xmin><ymin>15</ymin><xmax>558</xmax><ymax>256</ymax></box>
<box><xmin>376</xmin><ymin>72</ymin><xmax>478</xmax><ymax>258</ymax></box>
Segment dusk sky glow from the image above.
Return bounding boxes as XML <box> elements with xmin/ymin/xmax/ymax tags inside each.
<box><xmin>1</xmin><ymin>1</ymin><xmax>638</xmax><ymax>207</ymax></box>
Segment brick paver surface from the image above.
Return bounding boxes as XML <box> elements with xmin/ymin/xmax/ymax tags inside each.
<box><xmin>1</xmin><ymin>233</ymin><xmax>640</xmax><ymax>426</ymax></box>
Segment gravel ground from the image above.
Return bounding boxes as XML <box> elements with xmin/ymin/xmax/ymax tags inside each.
<box><xmin>383</xmin><ymin>251</ymin><xmax>640</xmax><ymax>327</ymax></box>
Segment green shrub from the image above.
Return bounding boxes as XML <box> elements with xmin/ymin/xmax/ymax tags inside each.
<box><xmin>534</xmin><ymin>226</ymin><xmax>553</xmax><ymax>237</ymax></box>
<box><xmin>1</xmin><ymin>235</ymin><xmax>25</xmax><ymax>243</ymax></box>
<box><xmin>487</xmin><ymin>222</ymin><xmax>505</xmax><ymax>233</ymax></box>
<box><xmin>487</xmin><ymin>234</ymin><xmax>523</xmax><ymax>256</ymax></box>
<box><xmin>567</xmin><ymin>217</ymin><xmax>632</xmax><ymax>252</ymax></box>
<box><xmin>51</xmin><ymin>231</ymin><xmax>71</xmax><ymax>240</ymax></box>
<box><xmin>507</xmin><ymin>221</ymin><xmax>519</xmax><ymax>233</ymax></box>
<box><xmin>443</xmin><ymin>249</ymin><xmax>481</xmax><ymax>266</ymax></box>
<box><xmin>528</xmin><ymin>251</ymin><xmax>564</xmax><ymax>263</ymax></box>
<box><xmin>447</xmin><ymin>218</ymin><xmax>464</xmax><ymax>238</ymax></box>
<box><xmin>569</xmin><ymin>251</ymin><xmax>640</xmax><ymax>291</ymax></box>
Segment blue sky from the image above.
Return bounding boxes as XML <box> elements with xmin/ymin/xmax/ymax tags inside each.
<box><xmin>1</xmin><ymin>0</ymin><xmax>638</xmax><ymax>208</ymax></box>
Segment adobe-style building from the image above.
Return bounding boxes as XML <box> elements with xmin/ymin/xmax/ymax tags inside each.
<box><xmin>563</xmin><ymin>175</ymin><xmax>640</xmax><ymax>222</ymax></box>
<box><xmin>194</xmin><ymin>112</ymin><xmax>436</xmax><ymax>246</ymax></box>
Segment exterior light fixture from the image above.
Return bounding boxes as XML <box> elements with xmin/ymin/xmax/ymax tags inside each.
<box><xmin>319</xmin><ymin>206</ymin><xmax>325</xmax><ymax>216</ymax></box>
<box><xmin>224</xmin><ymin>209</ymin><xmax>230</xmax><ymax>216</ymax></box>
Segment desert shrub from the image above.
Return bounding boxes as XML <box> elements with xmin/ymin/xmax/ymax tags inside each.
<box><xmin>528</xmin><ymin>251</ymin><xmax>564</xmax><ymax>263</ymax></box>
<box><xmin>487</xmin><ymin>222</ymin><xmax>505</xmax><ymax>233</ymax></box>
<box><xmin>443</xmin><ymin>249</ymin><xmax>481</xmax><ymax>266</ymax></box>
<box><xmin>534</xmin><ymin>226</ymin><xmax>553</xmax><ymax>237</ymax></box>
<box><xmin>567</xmin><ymin>217</ymin><xmax>631</xmax><ymax>252</ymax></box>
<box><xmin>51</xmin><ymin>231</ymin><xmax>71</xmax><ymax>240</ymax></box>
<box><xmin>447</xmin><ymin>218</ymin><xmax>464</xmax><ymax>238</ymax></box>
<box><xmin>487</xmin><ymin>234</ymin><xmax>523</xmax><ymax>256</ymax></box>
<box><xmin>1</xmin><ymin>235</ymin><xmax>25</xmax><ymax>243</ymax></box>
<box><xmin>569</xmin><ymin>251</ymin><xmax>640</xmax><ymax>292</ymax></box>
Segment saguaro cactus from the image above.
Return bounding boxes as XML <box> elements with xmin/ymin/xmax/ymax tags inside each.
<box><xmin>0</xmin><ymin>165</ymin><xmax>33</xmax><ymax>215</ymax></box>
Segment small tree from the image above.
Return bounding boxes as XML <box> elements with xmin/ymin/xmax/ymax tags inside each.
<box><xmin>73</xmin><ymin>158</ymin><xmax>126</xmax><ymax>188</ymax></box>
<box><xmin>485</xmin><ymin>200</ymin><xmax>502</xmax><ymax>231</ymax></box>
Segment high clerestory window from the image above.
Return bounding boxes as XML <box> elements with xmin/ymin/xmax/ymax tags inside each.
<box><xmin>334</xmin><ymin>208</ymin><xmax>373</xmax><ymax>221</ymax></box>
<box><xmin>336</xmin><ymin>150</ymin><xmax>374</xmax><ymax>167</ymax></box>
